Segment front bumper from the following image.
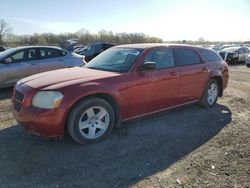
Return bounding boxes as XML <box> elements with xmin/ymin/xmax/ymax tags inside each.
<box><xmin>12</xmin><ymin>83</ymin><xmax>67</xmax><ymax>138</ymax></box>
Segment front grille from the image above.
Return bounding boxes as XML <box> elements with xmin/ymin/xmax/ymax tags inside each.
<box><xmin>15</xmin><ymin>90</ymin><xmax>24</xmax><ymax>102</ymax></box>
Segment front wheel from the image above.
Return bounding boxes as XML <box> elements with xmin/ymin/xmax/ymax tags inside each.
<box><xmin>199</xmin><ymin>79</ymin><xmax>219</xmax><ymax>108</ymax></box>
<box><xmin>67</xmin><ymin>97</ymin><xmax>115</xmax><ymax>144</ymax></box>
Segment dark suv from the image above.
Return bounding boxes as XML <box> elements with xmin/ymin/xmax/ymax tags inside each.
<box><xmin>80</xmin><ymin>42</ymin><xmax>115</xmax><ymax>62</ymax></box>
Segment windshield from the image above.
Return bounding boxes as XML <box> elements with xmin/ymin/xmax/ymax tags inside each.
<box><xmin>222</xmin><ymin>47</ymin><xmax>240</xmax><ymax>52</ymax></box>
<box><xmin>85</xmin><ymin>48</ymin><xmax>142</xmax><ymax>72</ymax></box>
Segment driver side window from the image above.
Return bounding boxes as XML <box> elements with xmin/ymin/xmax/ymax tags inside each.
<box><xmin>144</xmin><ymin>49</ymin><xmax>175</xmax><ymax>69</ymax></box>
<box><xmin>5</xmin><ymin>49</ymin><xmax>37</xmax><ymax>64</ymax></box>
<box><xmin>7</xmin><ymin>51</ymin><xmax>25</xmax><ymax>63</ymax></box>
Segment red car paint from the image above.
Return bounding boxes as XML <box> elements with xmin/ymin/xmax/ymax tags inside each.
<box><xmin>12</xmin><ymin>44</ymin><xmax>229</xmax><ymax>138</ymax></box>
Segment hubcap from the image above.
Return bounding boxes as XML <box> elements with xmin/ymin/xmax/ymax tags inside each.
<box><xmin>78</xmin><ymin>106</ymin><xmax>109</xmax><ymax>139</ymax></box>
<box><xmin>207</xmin><ymin>83</ymin><xmax>218</xmax><ymax>105</ymax></box>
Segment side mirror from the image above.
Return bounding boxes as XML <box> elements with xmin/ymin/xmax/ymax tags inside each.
<box><xmin>4</xmin><ymin>58</ymin><xmax>12</xmax><ymax>64</ymax></box>
<box><xmin>140</xmin><ymin>61</ymin><xmax>156</xmax><ymax>71</ymax></box>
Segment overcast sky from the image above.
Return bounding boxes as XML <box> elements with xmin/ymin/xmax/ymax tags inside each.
<box><xmin>1</xmin><ymin>0</ymin><xmax>250</xmax><ymax>41</ymax></box>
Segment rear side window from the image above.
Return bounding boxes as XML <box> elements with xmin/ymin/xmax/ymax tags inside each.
<box><xmin>175</xmin><ymin>48</ymin><xmax>202</xmax><ymax>66</ymax></box>
<box><xmin>199</xmin><ymin>49</ymin><xmax>221</xmax><ymax>62</ymax></box>
<box><xmin>39</xmin><ymin>48</ymin><xmax>66</xmax><ymax>59</ymax></box>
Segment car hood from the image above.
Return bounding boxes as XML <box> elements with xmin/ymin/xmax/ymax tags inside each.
<box><xmin>20</xmin><ymin>67</ymin><xmax>120</xmax><ymax>90</ymax></box>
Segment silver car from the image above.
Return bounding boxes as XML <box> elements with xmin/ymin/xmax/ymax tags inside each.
<box><xmin>0</xmin><ymin>46</ymin><xmax>86</xmax><ymax>88</ymax></box>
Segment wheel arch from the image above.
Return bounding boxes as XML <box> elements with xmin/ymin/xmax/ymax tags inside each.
<box><xmin>211</xmin><ymin>76</ymin><xmax>223</xmax><ymax>97</ymax></box>
<box><xmin>65</xmin><ymin>92</ymin><xmax>121</xmax><ymax>134</ymax></box>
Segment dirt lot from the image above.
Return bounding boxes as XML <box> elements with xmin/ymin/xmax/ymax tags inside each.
<box><xmin>0</xmin><ymin>65</ymin><xmax>249</xmax><ymax>188</ymax></box>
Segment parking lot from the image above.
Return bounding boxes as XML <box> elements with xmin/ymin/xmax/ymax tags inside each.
<box><xmin>0</xmin><ymin>65</ymin><xmax>249</xmax><ymax>187</ymax></box>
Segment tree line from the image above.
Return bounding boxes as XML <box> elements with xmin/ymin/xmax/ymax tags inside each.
<box><xmin>0</xmin><ymin>20</ymin><xmax>162</xmax><ymax>47</ymax></box>
<box><xmin>1</xmin><ymin>20</ymin><xmax>248</xmax><ymax>47</ymax></box>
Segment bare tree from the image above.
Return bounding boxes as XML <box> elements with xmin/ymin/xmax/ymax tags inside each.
<box><xmin>0</xmin><ymin>19</ymin><xmax>12</xmax><ymax>44</ymax></box>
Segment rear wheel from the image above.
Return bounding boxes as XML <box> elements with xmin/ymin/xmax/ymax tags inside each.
<box><xmin>200</xmin><ymin>79</ymin><xmax>219</xmax><ymax>108</ymax></box>
<box><xmin>67</xmin><ymin>97</ymin><xmax>115</xmax><ymax>144</ymax></box>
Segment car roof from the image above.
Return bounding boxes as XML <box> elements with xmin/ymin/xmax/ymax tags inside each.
<box><xmin>113</xmin><ymin>43</ymin><xmax>208</xmax><ymax>50</ymax></box>
<box><xmin>91</xmin><ymin>42</ymin><xmax>115</xmax><ymax>46</ymax></box>
<box><xmin>12</xmin><ymin>46</ymin><xmax>64</xmax><ymax>50</ymax></box>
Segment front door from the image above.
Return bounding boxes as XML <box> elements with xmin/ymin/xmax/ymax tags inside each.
<box><xmin>130</xmin><ymin>48</ymin><xmax>180</xmax><ymax>118</ymax></box>
<box><xmin>0</xmin><ymin>48</ymin><xmax>40</xmax><ymax>87</ymax></box>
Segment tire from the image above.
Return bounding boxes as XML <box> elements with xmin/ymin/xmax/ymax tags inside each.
<box><xmin>199</xmin><ymin>79</ymin><xmax>219</xmax><ymax>108</ymax></box>
<box><xmin>67</xmin><ymin>97</ymin><xmax>115</xmax><ymax>144</ymax></box>
<box><xmin>247</xmin><ymin>64</ymin><xmax>250</xmax><ymax>68</ymax></box>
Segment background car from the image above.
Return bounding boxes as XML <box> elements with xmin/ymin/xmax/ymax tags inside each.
<box><xmin>73</xmin><ymin>45</ymin><xmax>87</xmax><ymax>54</ymax></box>
<box><xmin>0</xmin><ymin>46</ymin><xmax>85</xmax><ymax>88</ymax></box>
<box><xmin>0</xmin><ymin>46</ymin><xmax>6</xmax><ymax>52</ymax></box>
<box><xmin>60</xmin><ymin>38</ymin><xmax>79</xmax><ymax>52</ymax></box>
<box><xmin>219</xmin><ymin>46</ymin><xmax>249</xmax><ymax>64</ymax></box>
<box><xmin>12</xmin><ymin>44</ymin><xmax>229</xmax><ymax>144</ymax></box>
<box><xmin>79</xmin><ymin>42</ymin><xmax>115</xmax><ymax>62</ymax></box>
<box><xmin>246</xmin><ymin>54</ymin><xmax>250</xmax><ymax>67</ymax></box>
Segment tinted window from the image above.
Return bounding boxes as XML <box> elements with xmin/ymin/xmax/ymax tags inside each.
<box><xmin>144</xmin><ymin>49</ymin><xmax>175</xmax><ymax>69</ymax></box>
<box><xmin>199</xmin><ymin>49</ymin><xmax>221</xmax><ymax>62</ymax></box>
<box><xmin>103</xmin><ymin>44</ymin><xmax>113</xmax><ymax>49</ymax></box>
<box><xmin>0</xmin><ymin>46</ymin><xmax>5</xmax><ymax>52</ymax></box>
<box><xmin>243</xmin><ymin>48</ymin><xmax>249</xmax><ymax>53</ymax></box>
<box><xmin>238</xmin><ymin>48</ymin><xmax>244</xmax><ymax>53</ymax></box>
<box><xmin>6</xmin><ymin>49</ymin><xmax>36</xmax><ymax>63</ymax></box>
<box><xmin>39</xmin><ymin>48</ymin><xmax>65</xmax><ymax>59</ymax></box>
<box><xmin>175</xmin><ymin>48</ymin><xmax>201</xmax><ymax>66</ymax></box>
<box><xmin>94</xmin><ymin>44</ymin><xmax>101</xmax><ymax>51</ymax></box>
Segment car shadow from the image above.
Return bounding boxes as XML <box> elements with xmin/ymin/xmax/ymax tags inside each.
<box><xmin>0</xmin><ymin>87</ymin><xmax>13</xmax><ymax>100</ymax></box>
<box><xmin>0</xmin><ymin>104</ymin><xmax>232</xmax><ymax>187</ymax></box>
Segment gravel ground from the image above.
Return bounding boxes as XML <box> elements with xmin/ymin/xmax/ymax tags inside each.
<box><xmin>0</xmin><ymin>65</ymin><xmax>249</xmax><ymax>188</ymax></box>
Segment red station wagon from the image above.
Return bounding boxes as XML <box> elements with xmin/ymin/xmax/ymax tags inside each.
<box><xmin>12</xmin><ymin>44</ymin><xmax>229</xmax><ymax>144</ymax></box>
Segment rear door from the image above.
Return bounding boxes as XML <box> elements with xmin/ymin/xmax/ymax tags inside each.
<box><xmin>174</xmin><ymin>47</ymin><xmax>210</xmax><ymax>104</ymax></box>
<box><xmin>0</xmin><ymin>48</ymin><xmax>40</xmax><ymax>87</ymax></box>
<box><xmin>38</xmin><ymin>48</ymin><xmax>67</xmax><ymax>73</ymax></box>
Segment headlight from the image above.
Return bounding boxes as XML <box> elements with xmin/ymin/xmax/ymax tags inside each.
<box><xmin>32</xmin><ymin>91</ymin><xmax>64</xmax><ymax>109</ymax></box>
